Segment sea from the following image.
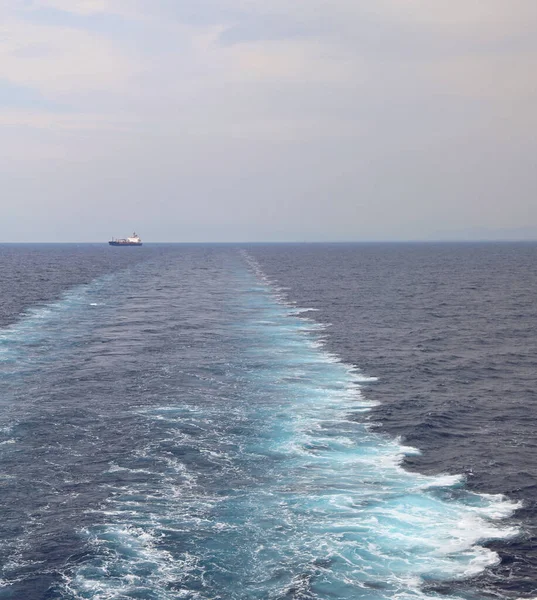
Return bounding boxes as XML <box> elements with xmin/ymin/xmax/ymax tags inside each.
<box><xmin>0</xmin><ymin>242</ymin><xmax>535</xmax><ymax>600</ymax></box>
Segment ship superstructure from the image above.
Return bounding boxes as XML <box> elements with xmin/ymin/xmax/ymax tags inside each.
<box><xmin>109</xmin><ymin>232</ymin><xmax>143</xmax><ymax>246</ymax></box>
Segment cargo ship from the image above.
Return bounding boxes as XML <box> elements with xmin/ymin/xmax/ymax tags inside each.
<box><xmin>109</xmin><ymin>232</ymin><xmax>143</xmax><ymax>246</ymax></box>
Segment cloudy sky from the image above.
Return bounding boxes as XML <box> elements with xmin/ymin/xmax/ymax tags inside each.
<box><xmin>1</xmin><ymin>0</ymin><xmax>536</xmax><ymax>242</ymax></box>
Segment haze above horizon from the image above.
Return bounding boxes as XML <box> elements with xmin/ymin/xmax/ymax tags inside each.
<box><xmin>1</xmin><ymin>1</ymin><xmax>536</xmax><ymax>243</ymax></box>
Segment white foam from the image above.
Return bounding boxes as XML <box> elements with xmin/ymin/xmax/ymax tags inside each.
<box><xmin>62</xmin><ymin>253</ymin><xmax>522</xmax><ymax>599</ymax></box>
<box><xmin>415</xmin><ymin>473</ymin><xmax>464</xmax><ymax>489</ymax></box>
<box><xmin>0</xmin><ymin>276</ymin><xmax>113</xmax><ymax>370</ymax></box>
<box><xmin>235</xmin><ymin>252</ymin><xmax>521</xmax><ymax>595</ymax></box>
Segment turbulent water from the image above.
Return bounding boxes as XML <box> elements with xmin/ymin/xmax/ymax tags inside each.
<box><xmin>0</xmin><ymin>243</ymin><xmax>535</xmax><ymax>600</ymax></box>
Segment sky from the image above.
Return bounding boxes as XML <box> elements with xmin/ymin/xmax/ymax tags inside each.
<box><xmin>1</xmin><ymin>0</ymin><xmax>536</xmax><ymax>242</ymax></box>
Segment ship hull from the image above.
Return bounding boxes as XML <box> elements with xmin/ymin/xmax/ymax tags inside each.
<box><xmin>108</xmin><ymin>241</ymin><xmax>143</xmax><ymax>246</ymax></box>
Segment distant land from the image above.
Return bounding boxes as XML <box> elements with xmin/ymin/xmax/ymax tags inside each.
<box><xmin>0</xmin><ymin>227</ymin><xmax>536</xmax><ymax>245</ymax></box>
<box><xmin>428</xmin><ymin>226</ymin><xmax>537</xmax><ymax>242</ymax></box>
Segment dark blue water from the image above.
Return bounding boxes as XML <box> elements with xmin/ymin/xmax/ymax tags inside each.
<box><xmin>0</xmin><ymin>243</ymin><xmax>535</xmax><ymax>599</ymax></box>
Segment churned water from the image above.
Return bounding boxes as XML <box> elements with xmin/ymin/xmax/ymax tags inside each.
<box><xmin>0</xmin><ymin>243</ymin><xmax>535</xmax><ymax>599</ymax></box>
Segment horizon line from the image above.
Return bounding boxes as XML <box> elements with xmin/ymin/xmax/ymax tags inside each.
<box><xmin>1</xmin><ymin>239</ymin><xmax>537</xmax><ymax>245</ymax></box>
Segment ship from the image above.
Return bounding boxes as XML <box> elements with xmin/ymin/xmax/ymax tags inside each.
<box><xmin>109</xmin><ymin>232</ymin><xmax>143</xmax><ymax>246</ymax></box>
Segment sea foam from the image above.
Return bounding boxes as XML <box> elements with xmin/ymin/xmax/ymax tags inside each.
<box><xmin>56</xmin><ymin>252</ymin><xmax>520</xmax><ymax>600</ymax></box>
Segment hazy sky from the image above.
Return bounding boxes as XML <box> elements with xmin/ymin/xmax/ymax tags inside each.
<box><xmin>1</xmin><ymin>0</ymin><xmax>536</xmax><ymax>242</ymax></box>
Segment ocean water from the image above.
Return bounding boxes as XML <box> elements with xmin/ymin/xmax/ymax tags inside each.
<box><xmin>0</xmin><ymin>243</ymin><xmax>535</xmax><ymax>600</ymax></box>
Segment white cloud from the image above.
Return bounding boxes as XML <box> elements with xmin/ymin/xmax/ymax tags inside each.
<box><xmin>1</xmin><ymin>0</ymin><xmax>537</xmax><ymax>240</ymax></box>
<box><xmin>18</xmin><ymin>0</ymin><xmax>136</xmax><ymax>18</ymax></box>
<box><xmin>0</xmin><ymin>17</ymin><xmax>140</xmax><ymax>97</ymax></box>
<box><xmin>0</xmin><ymin>108</ymin><xmax>136</xmax><ymax>131</ymax></box>
<box><xmin>34</xmin><ymin>0</ymin><xmax>113</xmax><ymax>15</ymax></box>
<box><xmin>374</xmin><ymin>0</ymin><xmax>537</xmax><ymax>37</ymax></box>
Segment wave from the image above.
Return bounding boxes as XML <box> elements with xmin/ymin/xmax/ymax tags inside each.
<box><xmin>41</xmin><ymin>251</ymin><xmax>521</xmax><ymax>599</ymax></box>
<box><xmin>0</xmin><ymin>277</ymin><xmax>112</xmax><ymax>375</ymax></box>
<box><xmin>235</xmin><ymin>250</ymin><xmax>520</xmax><ymax>598</ymax></box>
